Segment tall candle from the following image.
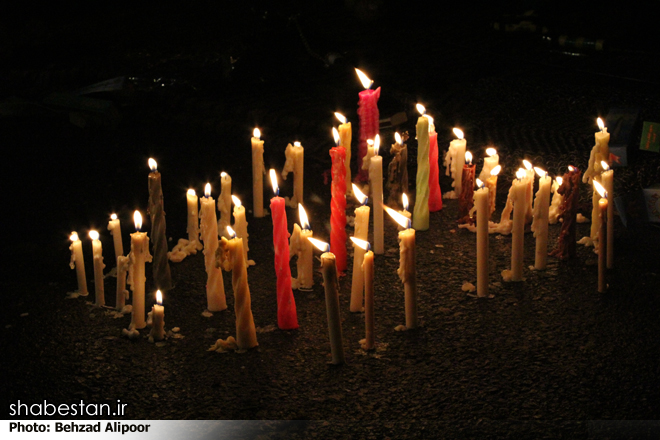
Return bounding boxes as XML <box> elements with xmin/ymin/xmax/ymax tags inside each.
<box><xmin>474</xmin><ymin>181</ymin><xmax>489</xmax><ymax>297</ymax></box>
<box><xmin>444</xmin><ymin>128</ymin><xmax>466</xmax><ymax>199</ymax></box>
<box><xmin>413</xmin><ymin>106</ymin><xmax>430</xmax><ymax>231</ymax></box>
<box><xmin>149</xmin><ymin>290</ymin><xmax>165</xmax><ymax>341</ymax></box>
<box><xmin>309</xmin><ymin>238</ymin><xmax>344</xmax><ymax>365</ymax></box>
<box><xmin>115</xmin><ymin>255</ymin><xmax>129</xmax><ymax>310</ymax></box>
<box><xmin>351</xmin><ymin>237</ymin><xmax>374</xmax><ymax>350</ymax></box>
<box><xmin>550</xmin><ymin>166</ymin><xmax>581</xmax><ymax>260</ymax></box>
<box><xmin>89</xmin><ymin>230</ymin><xmax>105</xmax><ymax>306</ymax></box>
<box><xmin>282</xmin><ymin>142</ymin><xmax>304</xmax><ymax>208</ymax></box>
<box><xmin>385</xmin><ymin>206</ymin><xmax>417</xmax><ymax>329</ymax></box>
<box><xmin>428</xmin><ymin>115</ymin><xmax>443</xmax><ymax>212</ymax></box>
<box><xmin>335</xmin><ymin>112</ymin><xmax>353</xmax><ymax>194</ymax></box>
<box><xmin>523</xmin><ymin>160</ymin><xmax>535</xmax><ymax>225</ymax></box>
<box><xmin>330</xmin><ymin>131</ymin><xmax>348</xmax><ymax>270</ymax></box>
<box><xmin>503</xmin><ymin>169</ymin><xmax>528</xmax><ymax>281</ymax></box>
<box><xmin>232</xmin><ymin>195</ymin><xmax>253</xmax><ymax>266</ymax></box>
<box><xmin>486</xmin><ymin>165</ymin><xmax>501</xmax><ymax>219</ymax></box>
<box><xmin>127</xmin><ymin>211</ymin><xmax>152</xmax><ymax>329</ymax></box>
<box><xmin>350</xmin><ymin>185</ymin><xmax>370</xmax><ymax>312</ymax></box>
<box><xmin>69</xmin><ymin>232</ymin><xmax>88</xmax><ymax>296</ymax></box>
<box><xmin>583</xmin><ymin>117</ymin><xmax>611</xmax><ymax>185</ymax></box>
<box><xmin>458</xmin><ymin>151</ymin><xmax>476</xmax><ymax>224</ymax></box>
<box><xmin>594</xmin><ymin>181</ymin><xmax>608</xmax><ymax>293</ymax></box>
<box><xmin>147</xmin><ymin>158</ymin><xmax>172</xmax><ymax>291</ymax></box>
<box><xmin>251</xmin><ymin>128</ymin><xmax>266</xmax><ymax>218</ymax></box>
<box><xmin>200</xmin><ymin>184</ymin><xmax>227</xmax><ymax>312</ymax></box>
<box><xmin>531</xmin><ymin>168</ymin><xmax>551</xmax><ymax>270</ymax></box>
<box><xmin>386</xmin><ymin>131</ymin><xmax>408</xmax><ymax>206</ymax></box>
<box><xmin>218</xmin><ymin>229</ymin><xmax>259</xmax><ymax>350</ymax></box>
<box><xmin>368</xmin><ymin>135</ymin><xmax>384</xmax><ymax>254</ymax></box>
<box><xmin>601</xmin><ymin>161</ymin><xmax>614</xmax><ymax>268</ymax></box>
<box><xmin>355</xmin><ymin>68</ymin><xmax>380</xmax><ymax>182</ymax></box>
<box><xmin>289</xmin><ymin>204</ymin><xmax>314</xmax><ymax>290</ymax></box>
<box><xmin>548</xmin><ymin>176</ymin><xmax>564</xmax><ymax>224</ymax></box>
<box><xmin>269</xmin><ymin>170</ymin><xmax>299</xmax><ymax>330</ymax></box>
<box><xmin>107</xmin><ymin>214</ymin><xmax>123</xmax><ymax>260</ymax></box>
<box><xmin>218</xmin><ymin>172</ymin><xmax>232</xmax><ymax>238</ymax></box>
<box><xmin>478</xmin><ymin>147</ymin><xmax>500</xmax><ymax>182</ymax></box>
<box><xmin>186</xmin><ymin>189</ymin><xmax>202</xmax><ymax>249</ymax></box>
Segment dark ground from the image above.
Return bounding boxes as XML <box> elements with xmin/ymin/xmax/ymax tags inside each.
<box><xmin>1</xmin><ymin>1</ymin><xmax>660</xmax><ymax>438</ymax></box>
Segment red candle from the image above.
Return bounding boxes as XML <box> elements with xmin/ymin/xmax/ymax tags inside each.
<box><xmin>330</xmin><ymin>129</ymin><xmax>347</xmax><ymax>273</ymax></box>
<box><xmin>428</xmin><ymin>118</ymin><xmax>443</xmax><ymax>212</ymax></box>
<box><xmin>355</xmin><ymin>68</ymin><xmax>380</xmax><ymax>182</ymax></box>
<box><xmin>550</xmin><ymin>166</ymin><xmax>582</xmax><ymax>260</ymax></box>
<box><xmin>458</xmin><ymin>152</ymin><xmax>476</xmax><ymax>224</ymax></box>
<box><xmin>269</xmin><ymin>170</ymin><xmax>298</xmax><ymax>330</ymax></box>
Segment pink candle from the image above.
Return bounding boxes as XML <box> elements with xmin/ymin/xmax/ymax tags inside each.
<box><xmin>428</xmin><ymin>117</ymin><xmax>443</xmax><ymax>212</ymax></box>
<box><xmin>330</xmin><ymin>129</ymin><xmax>347</xmax><ymax>273</ymax></box>
<box><xmin>355</xmin><ymin>68</ymin><xmax>380</xmax><ymax>182</ymax></box>
<box><xmin>269</xmin><ymin>170</ymin><xmax>299</xmax><ymax>330</ymax></box>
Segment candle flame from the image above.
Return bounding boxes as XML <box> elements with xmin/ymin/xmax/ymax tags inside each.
<box><xmin>294</xmin><ymin>141</ymin><xmax>301</xmax><ymax>147</ymax></box>
<box><xmin>70</xmin><ymin>232</ymin><xmax>79</xmax><ymax>242</ymax></box>
<box><xmin>601</xmin><ymin>160</ymin><xmax>610</xmax><ymax>171</ymax></box>
<box><xmin>227</xmin><ymin>226</ymin><xmax>237</xmax><ymax>239</ymax></box>
<box><xmin>148</xmin><ymin>158</ymin><xmax>157</xmax><ymax>172</ymax></box>
<box><xmin>269</xmin><ymin>169</ymin><xmax>278</xmax><ymax>195</ymax></box>
<box><xmin>486</xmin><ymin>147</ymin><xmax>497</xmax><ymax>157</ymax></box>
<box><xmin>355</xmin><ymin>68</ymin><xmax>373</xmax><ymax>89</ymax></box>
<box><xmin>332</xmin><ymin>127</ymin><xmax>340</xmax><ymax>146</ymax></box>
<box><xmin>134</xmin><ymin>210</ymin><xmax>142</xmax><ymax>231</ymax></box>
<box><xmin>402</xmin><ymin>193</ymin><xmax>409</xmax><ymax>211</ymax></box>
<box><xmin>556</xmin><ymin>176</ymin><xmax>563</xmax><ymax>186</ymax></box>
<box><xmin>384</xmin><ymin>205</ymin><xmax>411</xmax><ymax>229</ymax></box>
<box><xmin>89</xmin><ymin>230</ymin><xmax>99</xmax><ymax>240</ymax></box>
<box><xmin>298</xmin><ymin>203</ymin><xmax>310</xmax><ymax>230</ymax></box>
<box><xmin>593</xmin><ymin>180</ymin><xmax>607</xmax><ymax>199</ymax></box>
<box><xmin>308</xmin><ymin>237</ymin><xmax>330</xmax><ymax>253</ymax></box>
<box><xmin>187</xmin><ymin>188</ymin><xmax>196</xmax><ymax>197</ymax></box>
<box><xmin>231</xmin><ymin>195</ymin><xmax>241</xmax><ymax>208</ymax></box>
<box><xmin>334</xmin><ymin>112</ymin><xmax>347</xmax><ymax>124</ymax></box>
<box><xmin>597</xmin><ymin>117</ymin><xmax>605</xmax><ymax>131</ymax></box>
<box><xmin>353</xmin><ymin>184</ymin><xmax>368</xmax><ymax>205</ymax></box>
<box><xmin>465</xmin><ymin>151</ymin><xmax>472</xmax><ymax>165</ymax></box>
<box><xmin>350</xmin><ymin>237</ymin><xmax>371</xmax><ymax>251</ymax></box>
<box><xmin>534</xmin><ymin>167</ymin><xmax>547</xmax><ymax>178</ymax></box>
<box><xmin>453</xmin><ymin>128</ymin><xmax>464</xmax><ymax>140</ymax></box>
<box><xmin>523</xmin><ymin>159</ymin><xmax>532</xmax><ymax>170</ymax></box>
<box><xmin>374</xmin><ymin>134</ymin><xmax>380</xmax><ymax>156</ymax></box>
<box><xmin>111</xmin><ymin>213</ymin><xmax>117</xmax><ymax>220</ymax></box>
<box><xmin>490</xmin><ymin>165</ymin><xmax>502</xmax><ymax>176</ymax></box>
<box><xmin>204</xmin><ymin>183</ymin><xmax>211</xmax><ymax>198</ymax></box>
<box><xmin>253</xmin><ymin>127</ymin><xmax>261</xmax><ymax>139</ymax></box>
<box><xmin>476</xmin><ymin>178</ymin><xmax>484</xmax><ymax>188</ymax></box>
<box><xmin>568</xmin><ymin>165</ymin><xmax>575</xmax><ymax>172</ymax></box>
<box><xmin>395</xmin><ymin>132</ymin><xmax>402</xmax><ymax>145</ymax></box>
<box><xmin>156</xmin><ymin>290</ymin><xmax>162</xmax><ymax>305</ymax></box>
<box><xmin>220</xmin><ymin>171</ymin><xmax>227</xmax><ymax>179</ymax></box>
<box><xmin>416</xmin><ymin>103</ymin><xmax>426</xmax><ymax>115</ymax></box>
<box><xmin>516</xmin><ymin>168</ymin><xmax>526</xmax><ymax>180</ymax></box>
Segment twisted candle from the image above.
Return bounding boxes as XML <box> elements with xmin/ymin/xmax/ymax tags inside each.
<box><xmin>147</xmin><ymin>159</ymin><xmax>172</xmax><ymax>290</ymax></box>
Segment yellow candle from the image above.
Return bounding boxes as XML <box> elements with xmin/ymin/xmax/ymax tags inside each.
<box><xmin>149</xmin><ymin>290</ymin><xmax>165</xmax><ymax>341</ymax></box>
<box><xmin>232</xmin><ymin>195</ymin><xmax>253</xmax><ymax>266</ymax></box>
<box><xmin>385</xmin><ymin>206</ymin><xmax>417</xmax><ymax>329</ymax></box>
<box><xmin>289</xmin><ymin>204</ymin><xmax>314</xmax><ymax>290</ymax></box>
<box><xmin>531</xmin><ymin>168</ymin><xmax>551</xmax><ymax>270</ymax></box>
<box><xmin>478</xmin><ymin>147</ymin><xmax>499</xmax><ymax>182</ymax></box>
<box><xmin>218</xmin><ymin>172</ymin><xmax>232</xmax><ymax>239</ymax></box>
<box><xmin>474</xmin><ymin>182</ymin><xmax>489</xmax><ymax>297</ymax></box>
<box><xmin>186</xmin><ymin>189</ymin><xmax>201</xmax><ymax>246</ymax></box>
<box><xmin>127</xmin><ymin>211</ymin><xmax>152</xmax><ymax>329</ymax></box>
<box><xmin>200</xmin><ymin>184</ymin><xmax>227</xmax><ymax>312</ymax></box>
<box><xmin>115</xmin><ymin>255</ymin><xmax>129</xmax><ymax>310</ymax></box>
<box><xmin>548</xmin><ymin>176</ymin><xmax>564</xmax><ymax>224</ymax></box>
<box><xmin>412</xmin><ymin>105</ymin><xmax>430</xmax><ymax>231</ymax></box>
<box><xmin>107</xmin><ymin>214</ymin><xmax>123</xmax><ymax>260</ymax></box>
<box><xmin>369</xmin><ymin>136</ymin><xmax>385</xmax><ymax>253</ymax></box>
<box><xmin>601</xmin><ymin>161</ymin><xmax>614</xmax><ymax>268</ymax></box>
<box><xmin>502</xmin><ymin>169</ymin><xmax>527</xmax><ymax>281</ymax></box>
<box><xmin>594</xmin><ymin>180</ymin><xmax>608</xmax><ymax>293</ymax></box>
<box><xmin>397</xmin><ymin>193</ymin><xmax>412</xmax><ymax>231</ymax></box>
<box><xmin>335</xmin><ymin>112</ymin><xmax>352</xmax><ymax>194</ymax></box>
<box><xmin>523</xmin><ymin>160</ymin><xmax>535</xmax><ymax>224</ymax></box>
<box><xmin>350</xmin><ymin>184</ymin><xmax>370</xmax><ymax>312</ymax></box>
<box><xmin>89</xmin><ymin>230</ymin><xmax>105</xmax><ymax>306</ymax></box>
<box><xmin>251</xmin><ymin>128</ymin><xmax>266</xmax><ymax>218</ymax></box>
<box><xmin>282</xmin><ymin>141</ymin><xmax>304</xmax><ymax>208</ymax></box>
<box><xmin>486</xmin><ymin>165</ymin><xmax>501</xmax><ymax>219</ymax></box>
<box><xmin>351</xmin><ymin>237</ymin><xmax>374</xmax><ymax>350</ymax></box>
<box><xmin>69</xmin><ymin>232</ymin><xmax>88</xmax><ymax>297</ymax></box>
<box><xmin>583</xmin><ymin>117</ymin><xmax>611</xmax><ymax>184</ymax></box>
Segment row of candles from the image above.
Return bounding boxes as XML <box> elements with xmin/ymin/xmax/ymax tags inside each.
<box><xmin>68</xmin><ymin>68</ymin><xmax>615</xmax><ymax>361</ymax></box>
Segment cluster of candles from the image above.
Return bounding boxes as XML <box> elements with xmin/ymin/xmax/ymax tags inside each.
<box><xmin>68</xmin><ymin>69</ymin><xmax>615</xmax><ymax>361</ymax></box>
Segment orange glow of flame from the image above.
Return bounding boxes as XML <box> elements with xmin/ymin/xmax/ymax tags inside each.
<box><xmin>334</xmin><ymin>112</ymin><xmax>347</xmax><ymax>124</ymax></box>
<box><xmin>298</xmin><ymin>203</ymin><xmax>310</xmax><ymax>230</ymax></box>
<box><xmin>156</xmin><ymin>290</ymin><xmax>163</xmax><ymax>305</ymax></box>
<box><xmin>516</xmin><ymin>168</ymin><xmax>526</xmax><ymax>180</ymax></box>
<box><xmin>111</xmin><ymin>213</ymin><xmax>117</xmax><ymax>220</ymax></box>
<box><xmin>395</xmin><ymin>132</ymin><xmax>402</xmax><ymax>145</ymax></box>
<box><xmin>355</xmin><ymin>68</ymin><xmax>373</xmax><ymax>89</ymax></box>
<box><xmin>269</xmin><ymin>169</ymin><xmax>278</xmax><ymax>195</ymax></box>
<box><xmin>556</xmin><ymin>176</ymin><xmax>563</xmax><ymax>186</ymax></box>
<box><xmin>597</xmin><ymin>117</ymin><xmax>605</xmax><ymax>131</ymax></box>
<box><xmin>134</xmin><ymin>210</ymin><xmax>142</xmax><ymax>231</ymax></box>
<box><xmin>594</xmin><ymin>180</ymin><xmax>607</xmax><ymax>198</ymax></box>
<box><xmin>227</xmin><ymin>226</ymin><xmax>237</xmax><ymax>239</ymax></box>
<box><xmin>476</xmin><ymin>178</ymin><xmax>484</xmax><ymax>188</ymax></box>
<box><xmin>148</xmin><ymin>158</ymin><xmax>157</xmax><ymax>172</ymax></box>
<box><xmin>534</xmin><ymin>167</ymin><xmax>547</xmax><ymax>178</ymax></box>
<box><xmin>294</xmin><ymin>141</ymin><xmax>301</xmax><ymax>147</ymax></box>
<box><xmin>490</xmin><ymin>165</ymin><xmax>502</xmax><ymax>176</ymax></box>
<box><xmin>350</xmin><ymin>237</ymin><xmax>370</xmax><ymax>251</ymax></box>
<box><xmin>204</xmin><ymin>183</ymin><xmax>211</xmax><ymax>198</ymax></box>
<box><xmin>402</xmin><ymin>193</ymin><xmax>409</xmax><ymax>211</ymax></box>
<box><xmin>568</xmin><ymin>165</ymin><xmax>575</xmax><ymax>172</ymax></box>
<box><xmin>332</xmin><ymin>127</ymin><xmax>340</xmax><ymax>146</ymax></box>
<box><xmin>374</xmin><ymin>134</ymin><xmax>380</xmax><ymax>156</ymax></box>
<box><xmin>231</xmin><ymin>195</ymin><xmax>241</xmax><ymax>207</ymax></box>
<box><xmin>416</xmin><ymin>103</ymin><xmax>426</xmax><ymax>115</ymax></box>
<box><xmin>601</xmin><ymin>160</ymin><xmax>610</xmax><ymax>171</ymax></box>
<box><xmin>308</xmin><ymin>237</ymin><xmax>330</xmax><ymax>253</ymax></box>
<box><xmin>253</xmin><ymin>128</ymin><xmax>261</xmax><ymax>138</ymax></box>
<box><xmin>187</xmin><ymin>188</ymin><xmax>196</xmax><ymax>197</ymax></box>
<box><xmin>453</xmin><ymin>128</ymin><xmax>464</xmax><ymax>140</ymax></box>
<box><xmin>465</xmin><ymin>151</ymin><xmax>472</xmax><ymax>164</ymax></box>
<box><xmin>384</xmin><ymin>205</ymin><xmax>411</xmax><ymax>229</ymax></box>
<box><xmin>70</xmin><ymin>232</ymin><xmax>79</xmax><ymax>242</ymax></box>
<box><xmin>486</xmin><ymin>147</ymin><xmax>497</xmax><ymax>157</ymax></box>
<box><xmin>353</xmin><ymin>184</ymin><xmax>368</xmax><ymax>205</ymax></box>
<box><xmin>523</xmin><ymin>159</ymin><xmax>532</xmax><ymax>170</ymax></box>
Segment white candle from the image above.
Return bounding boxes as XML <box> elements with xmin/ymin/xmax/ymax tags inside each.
<box><xmin>351</xmin><ymin>237</ymin><xmax>374</xmax><ymax>350</ymax></box>
<box><xmin>444</xmin><ymin>128</ymin><xmax>466</xmax><ymax>199</ymax></box>
<box><xmin>486</xmin><ymin>165</ymin><xmax>501</xmax><ymax>219</ymax></box>
<box><xmin>385</xmin><ymin>206</ymin><xmax>417</xmax><ymax>329</ymax></box>
<box><xmin>127</xmin><ymin>211</ymin><xmax>152</xmax><ymax>329</ymax></box>
<box><xmin>218</xmin><ymin>172</ymin><xmax>232</xmax><ymax>239</ymax></box>
<box><xmin>149</xmin><ymin>290</ymin><xmax>165</xmax><ymax>341</ymax></box>
<box><xmin>594</xmin><ymin>180</ymin><xmax>608</xmax><ymax>292</ymax></box>
<box><xmin>583</xmin><ymin>117</ymin><xmax>611</xmax><ymax>184</ymax></box>
<box><xmin>503</xmin><ymin>169</ymin><xmax>527</xmax><ymax>281</ymax></box>
<box><xmin>251</xmin><ymin>128</ymin><xmax>266</xmax><ymax>218</ymax></box>
<box><xmin>350</xmin><ymin>184</ymin><xmax>370</xmax><ymax>312</ymax></box>
<box><xmin>478</xmin><ymin>147</ymin><xmax>499</xmax><ymax>182</ymax></box>
<box><xmin>474</xmin><ymin>181</ymin><xmax>489</xmax><ymax>297</ymax></box>
<box><xmin>89</xmin><ymin>230</ymin><xmax>105</xmax><ymax>306</ymax></box>
<box><xmin>531</xmin><ymin>168</ymin><xmax>551</xmax><ymax>270</ymax></box>
<box><xmin>523</xmin><ymin>160</ymin><xmax>535</xmax><ymax>224</ymax></box>
<box><xmin>369</xmin><ymin>136</ymin><xmax>384</xmax><ymax>254</ymax></box>
<box><xmin>186</xmin><ymin>189</ymin><xmax>201</xmax><ymax>246</ymax></box>
<box><xmin>201</xmin><ymin>183</ymin><xmax>227</xmax><ymax>312</ymax></box>
<box><xmin>601</xmin><ymin>161</ymin><xmax>614</xmax><ymax>268</ymax></box>
<box><xmin>69</xmin><ymin>232</ymin><xmax>88</xmax><ymax>296</ymax></box>
<box><xmin>282</xmin><ymin>141</ymin><xmax>304</xmax><ymax>208</ymax></box>
<box><xmin>115</xmin><ymin>255</ymin><xmax>129</xmax><ymax>310</ymax></box>
<box><xmin>335</xmin><ymin>112</ymin><xmax>352</xmax><ymax>195</ymax></box>
<box><xmin>289</xmin><ymin>204</ymin><xmax>314</xmax><ymax>290</ymax></box>
<box><xmin>232</xmin><ymin>195</ymin><xmax>253</xmax><ymax>266</ymax></box>
<box><xmin>107</xmin><ymin>214</ymin><xmax>123</xmax><ymax>260</ymax></box>
<box><xmin>548</xmin><ymin>176</ymin><xmax>564</xmax><ymax>224</ymax></box>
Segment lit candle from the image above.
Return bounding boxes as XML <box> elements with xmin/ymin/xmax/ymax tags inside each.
<box><xmin>351</xmin><ymin>237</ymin><xmax>375</xmax><ymax>350</ymax></box>
<box><xmin>269</xmin><ymin>170</ymin><xmax>299</xmax><ymax>330</ymax></box>
<box><xmin>115</xmin><ymin>254</ymin><xmax>129</xmax><ymax>311</ymax></box>
<box><xmin>289</xmin><ymin>204</ymin><xmax>314</xmax><ymax>290</ymax></box>
<box><xmin>523</xmin><ymin>160</ymin><xmax>535</xmax><ymax>225</ymax></box>
<box><xmin>583</xmin><ymin>117</ymin><xmax>611</xmax><ymax>184</ymax></box>
<box><xmin>486</xmin><ymin>165</ymin><xmax>501</xmax><ymax>219</ymax></box>
<box><xmin>149</xmin><ymin>290</ymin><xmax>165</xmax><ymax>341</ymax></box>
<box><xmin>601</xmin><ymin>161</ymin><xmax>614</xmax><ymax>268</ymax></box>
<box><xmin>413</xmin><ymin>105</ymin><xmax>430</xmax><ymax>231</ymax></box>
<box><xmin>474</xmin><ymin>180</ymin><xmax>489</xmax><ymax>297</ymax></box>
<box><xmin>398</xmin><ymin>193</ymin><xmax>412</xmax><ymax>231</ymax></box>
<box><xmin>369</xmin><ymin>134</ymin><xmax>384</xmax><ymax>253</ymax></box>
<box><xmin>200</xmin><ymin>183</ymin><xmax>227</xmax><ymax>312</ymax></box>
<box><xmin>444</xmin><ymin>128</ymin><xmax>466</xmax><ymax>199</ymax></box>
<box><xmin>335</xmin><ymin>112</ymin><xmax>353</xmax><ymax>194</ymax></box>
<box><xmin>89</xmin><ymin>230</ymin><xmax>105</xmax><ymax>306</ymax></box>
<box><xmin>548</xmin><ymin>176</ymin><xmax>564</xmax><ymax>224</ymax></box>
<box><xmin>186</xmin><ymin>189</ymin><xmax>202</xmax><ymax>248</ymax></box>
<box><xmin>355</xmin><ymin>68</ymin><xmax>380</xmax><ymax>182</ymax></box>
<box><xmin>502</xmin><ymin>169</ymin><xmax>527</xmax><ymax>281</ymax></box>
<box><xmin>107</xmin><ymin>214</ymin><xmax>123</xmax><ymax>260</ymax></box>
<box><xmin>478</xmin><ymin>147</ymin><xmax>500</xmax><ymax>182</ymax></box>
<box><xmin>384</xmin><ymin>206</ymin><xmax>417</xmax><ymax>329</ymax></box>
<box><xmin>231</xmin><ymin>195</ymin><xmax>253</xmax><ymax>266</ymax></box>
<box><xmin>147</xmin><ymin>158</ymin><xmax>172</xmax><ymax>291</ymax></box>
<box><xmin>127</xmin><ymin>211</ymin><xmax>152</xmax><ymax>329</ymax></box>
<box><xmin>350</xmin><ymin>184</ymin><xmax>370</xmax><ymax>312</ymax></box>
<box><xmin>458</xmin><ymin>151</ymin><xmax>476</xmax><ymax>224</ymax></box>
<box><xmin>251</xmin><ymin>128</ymin><xmax>266</xmax><ymax>218</ymax></box>
<box><xmin>330</xmin><ymin>129</ymin><xmax>348</xmax><ymax>270</ymax></box>
<box><xmin>217</xmin><ymin>227</ymin><xmax>259</xmax><ymax>350</ymax></box>
<box><xmin>68</xmin><ymin>232</ymin><xmax>88</xmax><ymax>297</ymax></box>
<box><xmin>282</xmin><ymin>141</ymin><xmax>304</xmax><ymax>208</ymax></box>
<box><xmin>218</xmin><ymin>172</ymin><xmax>232</xmax><ymax>239</ymax></box>
<box><xmin>531</xmin><ymin>168</ymin><xmax>551</xmax><ymax>270</ymax></box>
<box><xmin>550</xmin><ymin>166</ymin><xmax>582</xmax><ymax>260</ymax></box>
<box><xmin>427</xmin><ymin>114</ymin><xmax>443</xmax><ymax>212</ymax></box>
<box><xmin>386</xmin><ymin>131</ymin><xmax>408</xmax><ymax>206</ymax></box>
<box><xmin>594</xmin><ymin>181</ymin><xmax>608</xmax><ymax>293</ymax></box>
<box><xmin>309</xmin><ymin>237</ymin><xmax>344</xmax><ymax>364</ymax></box>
